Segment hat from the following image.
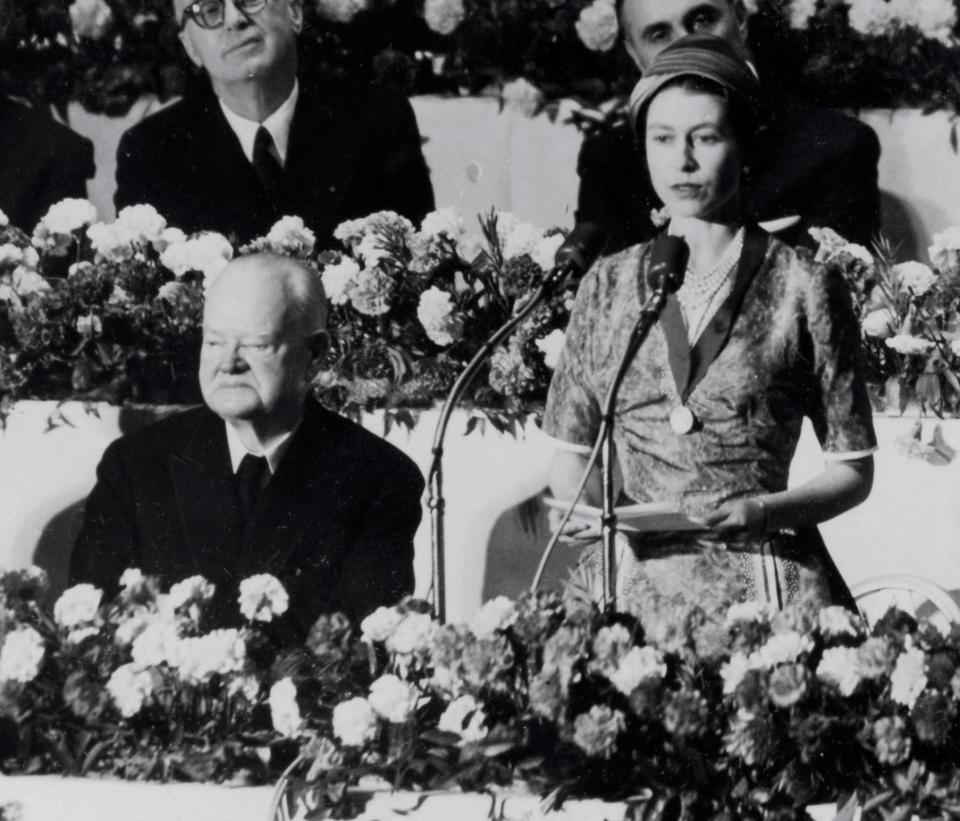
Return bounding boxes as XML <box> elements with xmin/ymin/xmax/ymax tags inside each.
<box><xmin>627</xmin><ymin>34</ymin><xmax>766</xmax><ymax>135</ymax></box>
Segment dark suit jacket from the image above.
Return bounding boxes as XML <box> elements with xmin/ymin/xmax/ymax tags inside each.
<box><xmin>577</xmin><ymin>94</ymin><xmax>881</xmax><ymax>253</ymax></box>
<box><xmin>0</xmin><ymin>97</ymin><xmax>95</xmax><ymax>232</ymax></box>
<box><xmin>70</xmin><ymin>400</ymin><xmax>424</xmax><ymax>636</ymax></box>
<box><xmin>114</xmin><ymin>75</ymin><xmax>435</xmax><ymax>245</ymax></box>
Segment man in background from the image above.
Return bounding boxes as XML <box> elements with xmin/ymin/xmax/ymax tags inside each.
<box><xmin>114</xmin><ymin>0</ymin><xmax>434</xmax><ymax>244</ymax></box>
<box><xmin>576</xmin><ymin>0</ymin><xmax>881</xmax><ymax>252</ymax></box>
<box><xmin>0</xmin><ymin>96</ymin><xmax>95</xmax><ymax>232</ymax></box>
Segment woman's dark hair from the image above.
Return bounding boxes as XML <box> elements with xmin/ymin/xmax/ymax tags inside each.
<box><xmin>634</xmin><ymin>73</ymin><xmax>763</xmax><ymax>167</ymax></box>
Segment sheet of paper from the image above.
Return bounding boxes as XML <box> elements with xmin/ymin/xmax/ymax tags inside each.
<box><xmin>543</xmin><ymin>497</ymin><xmax>706</xmax><ymax>533</ymax></box>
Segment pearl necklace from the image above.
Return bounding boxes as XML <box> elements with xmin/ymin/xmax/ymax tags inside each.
<box><xmin>677</xmin><ymin>227</ymin><xmax>745</xmax><ymax>343</ymax></box>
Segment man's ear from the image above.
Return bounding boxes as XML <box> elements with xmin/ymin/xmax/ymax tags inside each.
<box><xmin>178</xmin><ymin>31</ymin><xmax>204</xmax><ymax>69</ymax></box>
<box><xmin>288</xmin><ymin>0</ymin><xmax>304</xmax><ymax>33</ymax></box>
<box><xmin>305</xmin><ymin>330</ymin><xmax>329</xmax><ymax>379</ymax></box>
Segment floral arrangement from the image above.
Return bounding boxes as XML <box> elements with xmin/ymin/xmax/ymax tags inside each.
<box><xmin>810</xmin><ymin>225</ymin><xmax>960</xmax><ymax>417</ymax></box>
<box><xmin>4</xmin><ymin>562</ymin><xmax>960</xmax><ymax>818</ymax></box>
<box><xmin>0</xmin><ymin>200</ymin><xmax>571</xmax><ymax>431</ymax></box>
<box><xmin>0</xmin><ymin>565</ymin><xmax>356</xmax><ymax>783</ymax></box>
<box><xmin>6</xmin><ymin>0</ymin><xmax>960</xmax><ymax>119</ymax></box>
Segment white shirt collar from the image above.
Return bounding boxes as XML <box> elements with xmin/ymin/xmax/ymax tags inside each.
<box><xmin>218</xmin><ymin>79</ymin><xmax>299</xmax><ymax>165</ymax></box>
<box><xmin>224</xmin><ymin>421</ymin><xmax>298</xmax><ymax>475</ymax></box>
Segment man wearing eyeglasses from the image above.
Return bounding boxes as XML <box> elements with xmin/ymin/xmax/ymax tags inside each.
<box><xmin>114</xmin><ymin>0</ymin><xmax>435</xmax><ymax>244</ymax></box>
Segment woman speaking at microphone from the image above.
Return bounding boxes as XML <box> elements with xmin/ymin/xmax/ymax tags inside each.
<box><xmin>542</xmin><ymin>34</ymin><xmax>876</xmax><ymax>648</ymax></box>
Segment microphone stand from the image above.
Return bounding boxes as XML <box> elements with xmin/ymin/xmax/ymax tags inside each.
<box><xmin>427</xmin><ymin>264</ymin><xmax>571</xmax><ymax>623</ymax></box>
<box><xmin>596</xmin><ymin>272</ymin><xmax>677</xmax><ymax>609</ymax></box>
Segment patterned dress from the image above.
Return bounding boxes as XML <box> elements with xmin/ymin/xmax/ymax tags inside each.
<box><xmin>542</xmin><ymin>228</ymin><xmax>877</xmax><ymax>652</ymax></box>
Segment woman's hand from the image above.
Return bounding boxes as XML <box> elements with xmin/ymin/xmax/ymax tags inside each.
<box><xmin>698</xmin><ymin>498</ymin><xmax>768</xmax><ymax>541</ymax></box>
<box><xmin>547</xmin><ymin>506</ymin><xmax>601</xmax><ymax>547</ymax></box>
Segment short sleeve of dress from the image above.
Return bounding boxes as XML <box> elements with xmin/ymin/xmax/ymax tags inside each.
<box><xmin>799</xmin><ymin>259</ymin><xmax>878</xmax><ymax>458</ymax></box>
<box><xmin>541</xmin><ymin>266</ymin><xmax>604</xmax><ymax>450</ymax></box>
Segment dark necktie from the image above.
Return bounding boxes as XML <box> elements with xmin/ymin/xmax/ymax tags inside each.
<box><xmin>236</xmin><ymin>453</ymin><xmax>269</xmax><ymax>519</ymax></box>
<box><xmin>252</xmin><ymin>126</ymin><xmax>284</xmax><ymax>204</ymax></box>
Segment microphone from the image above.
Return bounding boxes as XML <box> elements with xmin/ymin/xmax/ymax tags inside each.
<box><xmin>553</xmin><ymin>222</ymin><xmax>608</xmax><ymax>279</ymax></box>
<box><xmin>645</xmin><ymin>234</ymin><xmax>689</xmax><ymax>294</ymax></box>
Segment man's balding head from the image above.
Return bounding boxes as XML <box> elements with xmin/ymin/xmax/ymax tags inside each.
<box><xmin>616</xmin><ymin>0</ymin><xmax>748</xmax><ymax>71</ymax></box>
<box><xmin>200</xmin><ymin>253</ymin><xmax>327</xmax><ymax>433</ymax></box>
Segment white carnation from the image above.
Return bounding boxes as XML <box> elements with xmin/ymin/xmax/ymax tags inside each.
<box><xmin>131</xmin><ymin>619</ymin><xmax>182</xmax><ymax>668</ymax></box>
<box><xmin>356</xmin><ymin>233</ymin><xmax>390</xmax><ymax>268</ymax></box>
<box><xmin>315</xmin><ymin>0</ymin><xmax>368</xmax><ymax>23</ymax></box>
<box><xmin>423</xmin><ymin>0</ymin><xmax>465</xmax><ymax>35</ymax></box>
<box><xmin>535</xmin><ymin>329</ymin><xmax>566</xmax><ymax>370</ymax></box>
<box><xmin>53</xmin><ymin>584</ymin><xmax>102</xmax><ymax>629</ymax></box>
<box><xmin>69</xmin><ymin>0</ymin><xmax>113</xmax><ymax>39</ymax></box>
<box><xmin>173</xmin><ymin>629</ymin><xmax>246</xmax><ymax>684</ymax></box>
<box><xmin>332</xmin><ymin>697</ymin><xmax>379</xmax><ymax>746</ymax></box>
<box><xmin>751</xmin><ymin>630</ymin><xmax>813</xmax><ymax>669</ymax></box>
<box><xmin>609</xmin><ymin>645</ymin><xmax>667</xmax><ymax>695</ymax></box>
<box><xmin>894</xmin><ymin>261</ymin><xmax>938</xmax><ymax>295</ymax></box>
<box><xmin>725</xmin><ymin>600</ymin><xmax>775</xmax><ymax>626</ymax></box>
<box><xmin>116</xmin><ymin>204</ymin><xmax>167</xmax><ymax>245</ymax></box>
<box><xmin>238</xmin><ymin>574</ymin><xmax>289</xmax><ymax>623</ymax></box>
<box><xmin>386</xmin><ymin>612</ymin><xmax>438</xmax><ymax>655</ymax></box>
<box><xmin>575</xmin><ymin>0</ymin><xmax>619</xmax><ymax>51</ymax></box>
<box><xmin>816</xmin><ymin>646</ymin><xmax>862</xmax><ymax>696</ymax></box>
<box><xmin>360</xmin><ymin>606</ymin><xmax>404</xmax><ymax>644</ymax></box>
<box><xmin>417</xmin><ymin>286</ymin><xmax>463</xmax><ymax>346</ymax></box>
<box><xmin>496</xmin><ymin>212</ymin><xmax>543</xmax><ymax>259</ymax></box>
<box><xmin>890</xmin><ymin>647</ymin><xmax>927</xmax><ymax>708</ymax></box>
<box><xmin>37</xmin><ymin>198</ymin><xmax>98</xmax><ymax>236</ymax></box>
<box><xmin>420</xmin><ymin>208</ymin><xmax>464</xmax><ymax>240</ymax></box>
<box><xmin>0</xmin><ymin>627</ymin><xmax>45</xmax><ymax>683</ymax></box>
<box><xmin>368</xmin><ymin>674</ymin><xmax>419</xmax><ymax>723</ymax></box>
<box><xmin>895</xmin><ymin>0</ymin><xmax>956</xmax><ymax>43</ymax></box>
<box><xmin>862</xmin><ymin>308</ymin><xmax>896</xmax><ymax>339</ymax></box>
<box><xmin>350</xmin><ymin>267</ymin><xmax>393</xmax><ymax>316</ymax></box>
<box><xmin>438</xmin><ymin>695</ymin><xmax>488</xmax><ymax>742</ymax></box>
<box><xmin>501</xmin><ymin>78</ymin><xmax>545</xmax><ymax>117</ymax></box>
<box><xmin>321</xmin><ymin>256</ymin><xmax>360</xmax><ymax>305</ymax></box>
<box><xmin>846</xmin><ymin>0</ymin><xmax>897</xmax><ymax>37</ymax></box>
<box><xmin>787</xmin><ymin>0</ymin><xmax>817</xmax><ymax>29</ymax></box>
<box><xmin>928</xmin><ymin>226</ymin><xmax>960</xmax><ymax>271</ymax></box>
<box><xmin>76</xmin><ymin>314</ymin><xmax>102</xmax><ymax>337</ymax></box>
<box><xmin>269</xmin><ymin>678</ymin><xmax>303</xmax><ymax>737</ymax></box>
<box><xmin>168</xmin><ymin>575</ymin><xmax>215</xmax><ymax>613</ymax></box>
<box><xmin>470</xmin><ymin>596</ymin><xmax>518</xmax><ymax>638</ymax></box>
<box><xmin>265</xmin><ymin>215</ymin><xmax>316</xmax><ymax>256</ymax></box>
<box><xmin>106</xmin><ymin>663</ymin><xmax>154</xmax><ymax>718</ymax></box>
<box><xmin>10</xmin><ymin>267</ymin><xmax>49</xmax><ymax>298</ymax></box>
<box><xmin>0</xmin><ymin>244</ymin><xmax>24</xmax><ymax>267</ymax></box>
<box><xmin>160</xmin><ymin>232</ymin><xmax>233</xmax><ymax>282</ymax></box>
<box><xmin>114</xmin><ymin>608</ymin><xmax>154</xmax><ymax>647</ymax></box>
<box><xmin>886</xmin><ymin>334</ymin><xmax>935</xmax><ymax>355</ymax></box>
<box><xmin>721</xmin><ymin>652</ymin><xmax>751</xmax><ymax>695</ymax></box>
<box><xmin>818</xmin><ymin>606</ymin><xmax>864</xmax><ymax>640</ymax></box>
<box><xmin>531</xmin><ymin>233</ymin><xmax>565</xmax><ymax>272</ymax></box>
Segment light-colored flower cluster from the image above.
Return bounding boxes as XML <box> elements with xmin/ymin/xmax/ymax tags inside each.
<box><xmin>437</xmin><ymin>694</ymin><xmax>488</xmax><ymax>742</ymax></box>
<box><xmin>417</xmin><ymin>286</ymin><xmax>463</xmax><ymax>346</ymax></box>
<box><xmin>315</xmin><ymin>0</ymin><xmax>369</xmax><ymax>24</ymax></box>
<box><xmin>470</xmin><ymin>596</ymin><xmax>518</xmax><ymax>638</ymax></box>
<box><xmin>69</xmin><ymin>0</ymin><xmax>113</xmax><ymax>39</ymax></box>
<box><xmin>818</xmin><ymin>605</ymin><xmax>864</xmax><ymax>640</ymax></box>
<box><xmin>501</xmin><ymin>79</ymin><xmax>545</xmax><ymax>118</ymax></box>
<box><xmin>816</xmin><ymin>646</ymin><xmax>862</xmax><ymax>696</ymax></box>
<box><xmin>173</xmin><ymin>629</ymin><xmax>247</xmax><ymax>684</ymax></box>
<box><xmin>32</xmin><ymin>199</ymin><xmax>99</xmax><ymax>255</ymax></box>
<box><xmin>890</xmin><ymin>646</ymin><xmax>928</xmax><ymax>708</ymax></box>
<box><xmin>928</xmin><ymin>225</ymin><xmax>960</xmax><ymax>274</ymax></box>
<box><xmin>168</xmin><ymin>575</ymin><xmax>216</xmax><ymax>623</ymax></box>
<box><xmin>885</xmin><ymin>333</ymin><xmax>935</xmax><ymax>355</ymax></box>
<box><xmin>535</xmin><ymin>329</ymin><xmax>566</xmax><ymax>370</ymax></box>
<box><xmin>725</xmin><ymin>600</ymin><xmax>775</xmax><ymax>627</ymax></box>
<box><xmin>251</xmin><ymin>215</ymin><xmax>317</xmax><ymax>257</ymax></box>
<box><xmin>608</xmin><ymin>645</ymin><xmax>667</xmax><ymax>695</ymax></box>
<box><xmin>332</xmin><ymin>696</ymin><xmax>379</xmax><ymax>746</ymax></box>
<box><xmin>386</xmin><ymin>612</ymin><xmax>438</xmax><ymax>656</ymax></box>
<box><xmin>572</xmin><ymin>705</ymin><xmax>626</xmax><ymax>757</ymax></box>
<box><xmin>238</xmin><ymin>574</ymin><xmax>290</xmax><ymax>623</ymax></box>
<box><xmin>106</xmin><ymin>663</ymin><xmax>155</xmax><ymax>717</ymax></box>
<box><xmin>333</xmin><ymin>211</ymin><xmax>414</xmax><ymax>249</ymax></box>
<box><xmin>862</xmin><ymin>308</ymin><xmax>897</xmax><ymax>339</ymax></box>
<box><xmin>423</xmin><ymin>0</ymin><xmax>465</xmax><ymax>35</ymax></box>
<box><xmin>788</xmin><ymin>0</ymin><xmax>818</xmax><ymax>29</ymax></box>
<box><xmin>751</xmin><ymin>631</ymin><xmax>814</xmax><ymax>669</ymax></box>
<box><xmin>846</xmin><ymin>0</ymin><xmax>957</xmax><ymax>45</ymax></box>
<box><xmin>131</xmin><ymin>618</ymin><xmax>182</xmax><ymax>668</ymax></box>
<box><xmin>87</xmin><ymin>204</ymin><xmax>168</xmax><ymax>262</ymax></box>
<box><xmin>160</xmin><ymin>231</ymin><xmax>234</xmax><ymax>284</ymax></box>
<box><xmin>53</xmin><ymin>584</ymin><xmax>103</xmax><ymax>630</ymax></box>
<box><xmin>368</xmin><ymin>674</ymin><xmax>419</xmax><ymax>723</ymax></box>
<box><xmin>269</xmin><ymin>678</ymin><xmax>303</xmax><ymax>737</ymax></box>
<box><xmin>893</xmin><ymin>261</ymin><xmax>938</xmax><ymax>296</ymax></box>
<box><xmin>0</xmin><ymin>627</ymin><xmax>45</xmax><ymax>684</ymax></box>
<box><xmin>361</xmin><ymin>606</ymin><xmax>405</xmax><ymax>644</ymax></box>
<box><xmin>575</xmin><ymin>0</ymin><xmax>619</xmax><ymax>51</ymax></box>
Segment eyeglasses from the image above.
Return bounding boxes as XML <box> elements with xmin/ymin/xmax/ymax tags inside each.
<box><xmin>179</xmin><ymin>0</ymin><xmax>268</xmax><ymax>30</ymax></box>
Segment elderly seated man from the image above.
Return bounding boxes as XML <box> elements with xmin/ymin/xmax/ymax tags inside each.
<box><xmin>70</xmin><ymin>253</ymin><xmax>424</xmax><ymax>636</ymax></box>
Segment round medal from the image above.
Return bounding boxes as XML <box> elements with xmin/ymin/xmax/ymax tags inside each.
<box><xmin>669</xmin><ymin>405</ymin><xmax>697</xmax><ymax>435</ymax></box>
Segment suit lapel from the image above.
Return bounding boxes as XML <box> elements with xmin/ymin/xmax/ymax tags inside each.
<box><xmin>169</xmin><ymin>411</ymin><xmax>245</xmax><ymax>585</ymax></box>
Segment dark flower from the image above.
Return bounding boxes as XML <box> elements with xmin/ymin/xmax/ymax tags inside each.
<box><xmin>663</xmin><ymin>687</ymin><xmax>709</xmax><ymax>739</ymax></box>
<box><xmin>911</xmin><ymin>692</ymin><xmax>955</xmax><ymax>746</ymax></box>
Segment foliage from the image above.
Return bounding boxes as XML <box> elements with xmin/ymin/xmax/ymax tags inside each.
<box><xmin>7</xmin><ymin>0</ymin><xmax>960</xmax><ymax>119</ymax></box>
<box><xmin>809</xmin><ymin>225</ymin><xmax>960</xmax><ymax>416</ymax></box>
<box><xmin>0</xmin><ymin>201</ymin><xmax>570</xmax><ymax>431</ymax></box>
